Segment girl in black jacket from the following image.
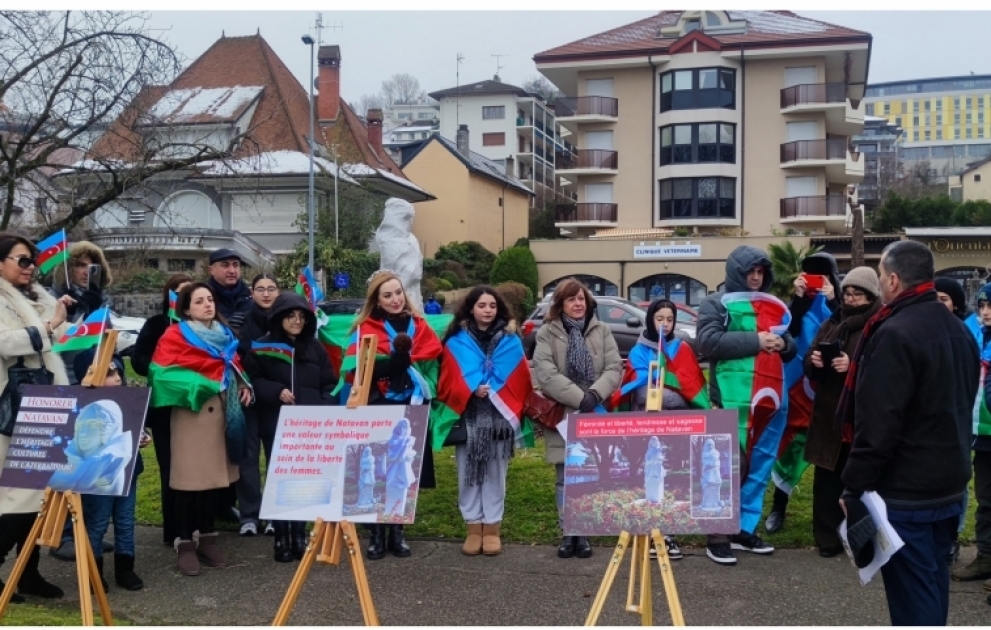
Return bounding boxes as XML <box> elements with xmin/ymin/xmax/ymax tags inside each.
<box><xmin>243</xmin><ymin>292</ymin><xmax>338</xmax><ymax>562</ymax></box>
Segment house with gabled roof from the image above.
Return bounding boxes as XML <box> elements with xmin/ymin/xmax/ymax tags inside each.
<box><xmin>70</xmin><ymin>34</ymin><xmax>431</xmax><ymax>270</ymax></box>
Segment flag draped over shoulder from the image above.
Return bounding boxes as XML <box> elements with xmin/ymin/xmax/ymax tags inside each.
<box><xmin>319</xmin><ymin>313</ymin><xmax>453</xmax><ymax>374</ymax></box>
<box><xmin>772</xmin><ymin>292</ymin><xmax>833</xmax><ymax>493</ymax></box>
<box><xmin>976</xmin><ymin>328</ymin><xmax>991</xmax><ymax>437</ymax></box>
<box><xmin>53</xmin><ymin>307</ymin><xmax>108</xmax><ymax>353</ymax></box>
<box><xmin>36</xmin><ymin>229</ymin><xmax>68</xmax><ymax>275</ymax></box>
<box><xmin>432</xmin><ymin>329</ymin><xmax>534</xmax><ymax>452</ymax></box>
<box><xmin>149</xmin><ymin>322</ymin><xmax>248</xmax><ymax>411</ymax></box>
<box><xmin>715</xmin><ymin>291</ymin><xmax>791</xmax><ymax>534</ymax></box>
<box><xmin>331</xmin><ymin>315</ymin><xmax>442</xmax><ymax>405</ymax></box>
<box><xmin>608</xmin><ymin>337</ymin><xmax>710</xmax><ymax>411</ymax></box>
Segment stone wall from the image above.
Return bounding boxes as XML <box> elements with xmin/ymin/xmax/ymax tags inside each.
<box><xmin>109</xmin><ymin>292</ymin><xmax>163</xmax><ymax>319</ymax></box>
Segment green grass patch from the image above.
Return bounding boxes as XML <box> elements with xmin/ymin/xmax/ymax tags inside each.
<box><xmin>1</xmin><ymin>603</ymin><xmax>126</xmax><ymax>626</ymax></box>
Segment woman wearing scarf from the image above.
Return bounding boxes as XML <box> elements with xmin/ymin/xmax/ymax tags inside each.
<box><xmin>533</xmin><ymin>278</ymin><xmax>622</xmax><ymax>560</ymax></box>
<box><xmin>435</xmin><ymin>286</ymin><xmax>534</xmax><ymax>556</ymax></box>
<box><xmin>803</xmin><ymin>267</ymin><xmax>881</xmax><ymax>558</ymax></box>
<box><xmin>334</xmin><ymin>270</ymin><xmax>442</xmax><ymax>561</ymax></box>
<box><xmin>149</xmin><ymin>283</ymin><xmax>252</xmax><ymax>577</ymax></box>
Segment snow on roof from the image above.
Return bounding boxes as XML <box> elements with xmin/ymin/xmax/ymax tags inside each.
<box><xmin>343</xmin><ymin>163</ymin><xmax>429</xmax><ymax>195</ymax></box>
<box><xmin>727</xmin><ymin>11</ymin><xmax>829</xmax><ymax>35</ymax></box>
<box><xmin>199</xmin><ymin>150</ymin><xmax>357</xmax><ymax>182</ymax></box>
<box><xmin>146</xmin><ymin>85</ymin><xmax>265</xmax><ymax>125</ymax></box>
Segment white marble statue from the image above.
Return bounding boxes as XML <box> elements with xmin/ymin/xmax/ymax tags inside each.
<box><xmin>370</xmin><ymin>197</ymin><xmax>423</xmax><ymax>311</ymax></box>
<box><xmin>644</xmin><ymin>436</ymin><xmax>666</xmax><ymax>504</ymax></box>
<box><xmin>699</xmin><ymin>438</ymin><xmax>724</xmax><ymax>510</ymax></box>
<box><xmin>357</xmin><ymin>446</ymin><xmax>375</xmax><ymax>508</ymax></box>
<box><xmin>384</xmin><ymin>418</ymin><xmax>417</xmax><ymax>518</ymax></box>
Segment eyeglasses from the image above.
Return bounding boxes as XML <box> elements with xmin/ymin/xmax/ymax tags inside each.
<box><xmin>286</xmin><ymin>312</ymin><xmax>307</xmax><ymax>322</ymax></box>
<box><xmin>6</xmin><ymin>256</ymin><xmax>36</xmax><ymax>269</ymax></box>
<box><xmin>843</xmin><ymin>289</ymin><xmax>867</xmax><ymax>299</ymax></box>
<box><xmin>253</xmin><ymin>287</ymin><xmax>278</xmax><ymax>294</ymax></box>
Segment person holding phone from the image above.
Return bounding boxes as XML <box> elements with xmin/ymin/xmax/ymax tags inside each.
<box><xmin>802</xmin><ymin>267</ymin><xmax>881</xmax><ymax>558</ymax></box>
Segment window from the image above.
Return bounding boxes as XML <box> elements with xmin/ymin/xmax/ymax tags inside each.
<box><xmin>955</xmin><ymin>145</ymin><xmax>967</xmax><ymax>157</ymax></box>
<box><xmin>913</xmin><ymin>130</ymin><xmax>920</xmax><ymax>141</ymax></box>
<box><xmin>936</xmin><ymin>100</ymin><xmax>943</xmax><ymax>111</ymax></box>
<box><xmin>977</xmin><ymin>174</ymin><xmax>983</xmax><ymax>183</ymax></box>
<box><xmin>901</xmin><ymin>147</ymin><xmax>929</xmax><ymax>160</ymax></box>
<box><xmin>660</xmin><ymin>68</ymin><xmax>735</xmax><ymax>112</ymax></box>
<box><xmin>967</xmin><ymin>97</ymin><xmax>973</xmax><ymax>108</ymax></box>
<box><xmin>955</xmin><ymin>97</ymin><xmax>961</xmax><ymax>109</ymax></box>
<box><xmin>398</xmin><ymin>112</ymin><xmax>411</xmax><ymax>119</ymax></box>
<box><xmin>955</xmin><ymin>113</ymin><xmax>962</xmax><ymax>124</ymax></box>
<box><xmin>482</xmin><ymin>132</ymin><xmax>505</xmax><ymax>146</ymax></box>
<box><xmin>913</xmin><ymin>116</ymin><xmax>919</xmax><ymax>126</ymax></box>
<box><xmin>884</xmin><ymin>103</ymin><xmax>891</xmax><ymax>114</ymax></box>
<box><xmin>924</xmin><ymin>100</ymin><xmax>931</xmax><ymax>111</ymax></box>
<box><xmin>955</xmin><ymin>128</ymin><xmax>961</xmax><ymax>139</ymax></box>
<box><xmin>925</xmin><ymin>130</ymin><xmax>931</xmax><ymax>140</ymax></box>
<box><xmin>981</xmin><ymin>112</ymin><xmax>986</xmax><ymax>124</ymax></box>
<box><xmin>913</xmin><ymin>101</ymin><xmax>919</xmax><ymax>113</ymax></box>
<box><xmin>482</xmin><ymin>106</ymin><xmax>505</xmax><ymax>120</ymax></box>
<box><xmin>967</xmin><ymin>113</ymin><xmax>973</xmax><ymax>123</ymax></box>
<box><xmin>417</xmin><ymin>112</ymin><xmax>433</xmax><ymax>119</ymax></box>
<box><xmin>866</xmin><ymin>104</ymin><xmax>874</xmax><ymax>116</ymax></box>
<box><xmin>937</xmin><ymin>129</ymin><xmax>943</xmax><ymax>140</ymax></box>
<box><xmin>658</xmin><ymin>177</ymin><xmax>735</xmax><ymax>219</ymax></box>
<box><xmin>932</xmin><ymin>146</ymin><xmax>954</xmax><ymax>158</ymax></box>
<box><xmin>937</xmin><ymin>114</ymin><xmax>943</xmax><ymax>125</ymax></box>
<box><xmin>659</xmin><ymin>122</ymin><xmax>735</xmax><ymax>165</ymax></box>
<box><xmin>896</xmin><ymin>116</ymin><xmax>902</xmax><ymax>126</ymax></box>
<box><xmin>981</xmin><ymin>128</ymin><xmax>986</xmax><ymax>138</ymax></box>
<box><xmin>967</xmin><ymin>128</ymin><xmax>973</xmax><ymax>139</ymax></box>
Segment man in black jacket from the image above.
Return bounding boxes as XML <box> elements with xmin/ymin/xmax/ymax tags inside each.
<box><xmin>207</xmin><ymin>249</ymin><xmax>253</xmax><ymax>330</ymax></box>
<box><xmin>841</xmin><ymin>240</ymin><xmax>978</xmax><ymax>625</ymax></box>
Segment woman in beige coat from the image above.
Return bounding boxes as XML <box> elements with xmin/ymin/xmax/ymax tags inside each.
<box><xmin>533</xmin><ymin>278</ymin><xmax>622</xmax><ymax>560</ymax></box>
<box><xmin>0</xmin><ymin>233</ymin><xmax>73</xmax><ymax>600</ymax></box>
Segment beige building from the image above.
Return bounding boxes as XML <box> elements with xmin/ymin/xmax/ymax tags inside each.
<box><xmin>531</xmin><ymin>10</ymin><xmax>872</xmax><ymax>304</ymax></box>
<box><xmin>949</xmin><ymin>156</ymin><xmax>991</xmax><ymax>202</ymax></box>
<box><xmin>403</xmin><ymin>128</ymin><xmax>533</xmax><ymax>257</ymax></box>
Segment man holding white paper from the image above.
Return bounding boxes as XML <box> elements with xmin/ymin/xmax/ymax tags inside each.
<box><xmin>836</xmin><ymin>241</ymin><xmax>979</xmax><ymax>626</ymax></box>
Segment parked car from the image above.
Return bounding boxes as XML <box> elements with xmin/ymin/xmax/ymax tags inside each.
<box><xmin>521</xmin><ymin>297</ymin><xmax>696</xmax><ymax>360</ymax></box>
<box><xmin>111</xmin><ymin>310</ymin><xmax>146</xmax><ymax>356</ymax></box>
<box><xmin>318</xmin><ymin>298</ymin><xmax>365</xmax><ymax>316</ymax></box>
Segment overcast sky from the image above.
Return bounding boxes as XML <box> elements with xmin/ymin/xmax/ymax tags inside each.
<box><xmin>144</xmin><ymin>11</ymin><xmax>991</xmax><ymax>107</ymax></box>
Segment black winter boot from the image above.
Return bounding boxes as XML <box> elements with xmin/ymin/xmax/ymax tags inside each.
<box><xmin>18</xmin><ymin>547</ymin><xmax>64</xmax><ymax>599</ymax></box>
<box><xmin>113</xmin><ymin>554</ymin><xmax>143</xmax><ymax>591</ymax></box>
<box><xmin>764</xmin><ymin>487</ymin><xmax>789</xmax><ymax>534</ymax></box>
<box><xmin>290</xmin><ymin>521</ymin><xmax>308</xmax><ymax>561</ymax></box>
<box><xmin>92</xmin><ymin>556</ymin><xmax>109</xmax><ymax>593</ymax></box>
<box><xmin>366</xmin><ymin>526</ymin><xmax>386</xmax><ymax>561</ymax></box>
<box><xmin>273</xmin><ymin>522</ymin><xmax>293</xmax><ymax>563</ymax></box>
<box><xmin>388</xmin><ymin>525</ymin><xmax>411</xmax><ymax>558</ymax></box>
<box><xmin>0</xmin><ymin>578</ymin><xmax>25</xmax><ymax>604</ymax></box>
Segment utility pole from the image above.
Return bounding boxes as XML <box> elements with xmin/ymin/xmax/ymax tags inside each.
<box><xmin>456</xmin><ymin>53</ymin><xmax>464</xmax><ymax>129</ymax></box>
<box><xmin>492</xmin><ymin>54</ymin><xmax>506</xmax><ymax>80</ymax></box>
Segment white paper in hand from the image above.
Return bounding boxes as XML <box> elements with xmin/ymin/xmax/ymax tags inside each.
<box><xmin>838</xmin><ymin>491</ymin><xmax>905</xmax><ymax>585</ymax></box>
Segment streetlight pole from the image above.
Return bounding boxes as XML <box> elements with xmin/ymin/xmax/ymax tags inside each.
<box><xmin>302</xmin><ymin>34</ymin><xmax>316</xmax><ymax>272</ymax></box>
<box><xmin>333</xmin><ymin>144</ymin><xmax>339</xmax><ymax>244</ymax></box>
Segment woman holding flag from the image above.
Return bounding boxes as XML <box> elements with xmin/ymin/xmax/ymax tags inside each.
<box><xmin>335</xmin><ymin>270</ymin><xmax>442</xmax><ymax>561</ymax></box>
<box><xmin>243</xmin><ymin>292</ymin><xmax>337</xmax><ymax>563</ymax></box>
<box><xmin>434</xmin><ymin>286</ymin><xmax>533</xmax><ymax>556</ymax></box>
<box><xmin>0</xmin><ymin>233</ymin><xmax>73</xmax><ymax>600</ymax></box>
<box><xmin>148</xmin><ymin>283</ymin><xmax>252</xmax><ymax>576</ymax></box>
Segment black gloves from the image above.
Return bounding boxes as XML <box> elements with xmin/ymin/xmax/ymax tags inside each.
<box><xmin>841</xmin><ymin>489</ymin><xmax>876</xmax><ymax>569</ymax></box>
<box><xmin>579</xmin><ymin>391</ymin><xmax>600</xmax><ymax>413</ymax></box>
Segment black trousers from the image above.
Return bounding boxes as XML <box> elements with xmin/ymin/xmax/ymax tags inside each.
<box><xmin>148</xmin><ymin>407</ymin><xmax>178</xmax><ymax>543</ymax></box>
<box><xmin>175</xmin><ymin>489</ymin><xmax>221</xmax><ymax>541</ymax></box>
<box><xmin>0</xmin><ymin>512</ymin><xmax>45</xmax><ymax>578</ymax></box>
<box><xmin>812</xmin><ymin>444</ymin><xmax>850</xmax><ymax>551</ymax></box>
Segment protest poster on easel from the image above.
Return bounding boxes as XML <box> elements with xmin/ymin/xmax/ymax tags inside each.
<box><xmin>562</xmin><ymin>409</ymin><xmax>741</xmax><ymax>536</ymax></box>
<box><xmin>260</xmin><ymin>405</ymin><xmax>430</xmax><ymax>524</ymax></box>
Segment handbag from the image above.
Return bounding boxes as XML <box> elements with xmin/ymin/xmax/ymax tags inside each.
<box><xmin>0</xmin><ymin>327</ymin><xmax>55</xmax><ymax>437</ymax></box>
<box><xmin>443</xmin><ymin>419</ymin><xmax>467</xmax><ymax>447</ymax></box>
<box><xmin>524</xmin><ymin>391</ymin><xmax>565</xmax><ymax>429</ymax></box>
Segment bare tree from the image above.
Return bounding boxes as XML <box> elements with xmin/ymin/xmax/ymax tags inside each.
<box><xmin>523</xmin><ymin>75</ymin><xmax>561</xmax><ymax>104</ymax></box>
<box><xmin>380</xmin><ymin>73</ymin><xmax>422</xmax><ymax>106</ymax></box>
<box><xmin>351</xmin><ymin>93</ymin><xmax>384</xmax><ymax>118</ymax></box>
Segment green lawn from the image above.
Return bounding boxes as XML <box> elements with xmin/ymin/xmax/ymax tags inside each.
<box><xmin>1</xmin><ymin>603</ymin><xmax>124</xmax><ymax>626</ymax></box>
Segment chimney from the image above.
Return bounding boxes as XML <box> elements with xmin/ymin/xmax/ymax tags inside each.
<box><xmin>505</xmin><ymin>156</ymin><xmax>515</xmax><ymax>179</ymax></box>
<box><xmin>456</xmin><ymin>124</ymin><xmax>470</xmax><ymax>157</ymax></box>
<box><xmin>367</xmin><ymin>108</ymin><xmax>383</xmax><ymax>156</ymax></box>
<box><xmin>316</xmin><ymin>45</ymin><xmax>341</xmax><ymax>122</ymax></box>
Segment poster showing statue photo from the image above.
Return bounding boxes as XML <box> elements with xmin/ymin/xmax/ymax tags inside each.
<box><xmin>260</xmin><ymin>405</ymin><xmax>429</xmax><ymax>524</ymax></box>
<box><xmin>562</xmin><ymin>410</ymin><xmax>740</xmax><ymax>536</ymax></box>
<box><xmin>0</xmin><ymin>384</ymin><xmax>151</xmax><ymax>497</ymax></box>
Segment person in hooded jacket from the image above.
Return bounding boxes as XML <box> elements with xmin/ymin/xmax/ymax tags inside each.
<box><xmin>696</xmin><ymin>245</ymin><xmax>797</xmax><ymax>566</ymax></box>
<box><xmin>802</xmin><ymin>267</ymin><xmax>882</xmax><ymax>558</ymax></box>
<box><xmin>243</xmin><ymin>292</ymin><xmax>338</xmax><ymax>562</ymax></box>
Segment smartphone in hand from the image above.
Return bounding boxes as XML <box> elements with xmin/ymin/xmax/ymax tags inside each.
<box><xmin>817</xmin><ymin>340</ymin><xmax>842</xmax><ymax>367</ymax></box>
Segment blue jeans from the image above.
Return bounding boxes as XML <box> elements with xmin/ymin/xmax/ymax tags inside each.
<box><xmin>80</xmin><ymin>474</ymin><xmax>139</xmax><ymax>559</ymax></box>
<box><xmin>880</xmin><ymin>502</ymin><xmax>962</xmax><ymax>626</ymax></box>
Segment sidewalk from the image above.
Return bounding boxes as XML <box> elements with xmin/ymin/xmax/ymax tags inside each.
<box><xmin>7</xmin><ymin>525</ymin><xmax>990</xmax><ymax>625</ymax></box>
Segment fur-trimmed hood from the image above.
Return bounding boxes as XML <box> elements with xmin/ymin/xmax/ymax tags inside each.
<box><xmin>53</xmin><ymin>240</ymin><xmax>112</xmax><ymax>291</ymax></box>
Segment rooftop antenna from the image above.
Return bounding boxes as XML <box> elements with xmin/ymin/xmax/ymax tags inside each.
<box><xmin>312</xmin><ymin>13</ymin><xmax>342</xmax><ymax>46</ymax></box>
<box><xmin>492</xmin><ymin>54</ymin><xmax>506</xmax><ymax>81</ymax></box>
<box><xmin>456</xmin><ymin>52</ymin><xmax>464</xmax><ymax>129</ymax></box>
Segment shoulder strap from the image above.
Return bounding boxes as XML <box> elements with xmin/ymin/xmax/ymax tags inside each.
<box><xmin>26</xmin><ymin>326</ymin><xmax>44</xmax><ymax>353</ymax></box>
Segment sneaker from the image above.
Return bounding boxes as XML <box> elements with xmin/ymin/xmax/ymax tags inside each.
<box><xmin>706</xmin><ymin>543</ymin><xmax>737</xmax><ymax>565</ymax></box>
<box><xmin>953</xmin><ymin>552</ymin><xmax>991</xmax><ymax>581</ymax></box>
<box><xmin>239</xmin><ymin>522</ymin><xmax>258</xmax><ymax>537</ymax></box>
<box><xmin>665</xmin><ymin>536</ymin><xmax>683</xmax><ymax>560</ymax></box>
<box><xmin>730</xmin><ymin>531</ymin><xmax>775</xmax><ymax>555</ymax></box>
<box><xmin>48</xmin><ymin>541</ymin><xmax>75</xmax><ymax>562</ymax></box>
<box><xmin>264</xmin><ymin>522</ymin><xmax>275</xmax><ymax>536</ymax></box>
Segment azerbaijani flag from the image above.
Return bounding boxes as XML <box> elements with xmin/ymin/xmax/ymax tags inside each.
<box><xmin>331</xmin><ymin>316</ymin><xmax>442</xmax><ymax>407</ymax></box>
<box><xmin>296</xmin><ymin>266</ymin><xmax>324</xmax><ymax>312</ymax></box>
<box><xmin>167</xmin><ymin>290</ymin><xmax>179</xmax><ymax>322</ymax></box>
<box><xmin>432</xmin><ymin>329</ymin><xmax>534</xmax><ymax>451</ymax></box>
<box><xmin>148</xmin><ymin>321</ymin><xmax>248</xmax><ymax>411</ymax></box>
<box><xmin>715</xmin><ymin>292</ymin><xmax>791</xmax><ymax>534</ymax></box>
<box><xmin>252</xmin><ymin>341</ymin><xmax>294</xmax><ymax>364</ymax></box>
<box><xmin>36</xmin><ymin>229</ymin><xmax>68</xmax><ymax>275</ymax></box>
<box><xmin>608</xmin><ymin>336</ymin><xmax>710</xmax><ymax>411</ymax></box>
<box><xmin>772</xmin><ymin>292</ymin><xmax>834</xmax><ymax>494</ymax></box>
<box><xmin>52</xmin><ymin>307</ymin><xmax>108</xmax><ymax>353</ymax></box>
<box><xmin>318</xmin><ymin>313</ymin><xmax>453</xmax><ymax>375</ymax></box>
<box><xmin>976</xmin><ymin>336</ymin><xmax>991</xmax><ymax>437</ymax></box>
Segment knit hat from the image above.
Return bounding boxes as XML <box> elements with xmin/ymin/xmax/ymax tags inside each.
<box><xmin>935</xmin><ymin>278</ymin><xmax>967</xmax><ymax>312</ymax></box>
<box><xmin>840</xmin><ymin>266</ymin><xmax>880</xmax><ymax>299</ymax></box>
<box><xmin>978</xmin><ymin>282</ymin><xmax>991</xmax><ymax>306</ymax></box>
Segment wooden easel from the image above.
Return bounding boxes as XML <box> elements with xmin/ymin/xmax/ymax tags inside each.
<box><xmin>0</xmin><ymin>331</ymin><xmax>119</xmax><ymax>625</ymax></box>
<box><xmin>585</xmin><ymin>358</ymin><xmax>685</xmax><ymax>626</ymax></box>
<box><xmin>273</xmin><ymin>334</ymin><xmax>379</xmax><ymax>626</ymax></box>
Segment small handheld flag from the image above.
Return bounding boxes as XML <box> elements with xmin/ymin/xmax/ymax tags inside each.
<box><xmin>36</xmin><ymin>229</ymin><xmax>68</xmax><ymax>277</ymax></box>
<box><xmin>168</xmin><ymin>290</ymin><xmax>179</xmax><ymax>322</ymax></box>
<box><xmin>296</xmin><ymin>266</ymin><xmax>324</xmax><ymax>312</ymax></box>
<box><xmin>53</xmin><ymin>307</ymin><xmax>109</xmax><ymax>353</ymax></box>
<box><xmin>251</xmin><ymin>341</ymin><xmax>294</xmax><ymax>364</ymax></box>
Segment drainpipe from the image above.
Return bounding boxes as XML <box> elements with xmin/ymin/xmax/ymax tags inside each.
<box><xmin>650</xmin><ymin>56</ymin><xmax>657</xmax><ymax>228</ymax></box>
<box><xmin>740</xmin><ymin>45</ymin><xmax>746</xmax><ymax>233</ymax></box>
<box><xmin>620</xmin><ymin>260</ymin><xmax>627</xmax><ymax>299</ymax></box>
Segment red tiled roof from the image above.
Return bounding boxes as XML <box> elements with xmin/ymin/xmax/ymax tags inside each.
<box><xmin>534</xmin><ymin>11</ymin><xmax>871</xmax><ymax>62</ymax></box>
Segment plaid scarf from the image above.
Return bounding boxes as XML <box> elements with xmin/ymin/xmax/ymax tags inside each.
<box><xmin>561</xmin><ymin>315</ymin><xmax>595</xmax><ymax>390</ymax></box>
<box><xmin>835</xmin><ymin>281</ymin><xmax>935</xmax><ymax>440</ymax></box>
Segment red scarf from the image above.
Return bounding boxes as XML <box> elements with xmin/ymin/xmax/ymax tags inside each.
<box><xmin>835</xmin><ymin>281</ymin><xmax>935</xmax><ymax>441</ymax></box>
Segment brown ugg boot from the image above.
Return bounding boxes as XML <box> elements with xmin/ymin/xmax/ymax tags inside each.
<box><xmin>175</xmin><ymin>540</ymin><xmax>200</xmax><ymax>576</ymax></box>
<box><xmin>482</xmin><ymin>522</ymin><xmax>502</xmax><ymax>556</ymax></box>
<box><xmin>462</xmin><ymin>523</ymin><xmax>483</xmax><ymax>556</ymax></box>
<box><xmin>195</xmin><ymin>533</ymin><xmax>229</xmax><ymax>568</ymax></box>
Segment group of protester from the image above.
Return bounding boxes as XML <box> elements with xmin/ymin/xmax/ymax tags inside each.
<box><xmin>0</xmin><ymin>229</ymin><xmax>987</xmax><ymax>626</ymax></box>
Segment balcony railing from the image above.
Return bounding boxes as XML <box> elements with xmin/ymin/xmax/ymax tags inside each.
<box><xmin>555</xmin><ymin>96</ymin><xmax>619</xmax><ymax>118</ymax></box>
<box><xmin>557</xmin><ymin>149</ymin><xmax>618</xmax><ymax>170</ymax></box>
<box><xmin>780</xmin><ymin>139</ymin><xmax>848</xmax><ymax>163</ymax></box>
<box><xmin>780</xmin><ymin>83</ymin><xmax>847</xmax><ymax>109</ymax></box>
<box><xmin>779</xmin><ymin>195</ymin><xmax>847</xmax><ymax>219</ymax></box>
<box><xmin>555</xmin><ymin>202</ymin><xmax>618</xmax><ymax>223</ymax></box>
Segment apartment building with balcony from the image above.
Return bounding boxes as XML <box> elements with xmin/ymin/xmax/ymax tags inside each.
<box><xmin>851</xmin><ymin>115</ymin><xmax>902</xmax><ymax>210</ymax></box>
<box><xmin>530</xmin><ymin>10</ymin><xmax>871</xmax><ymax>304</ymax></box>
<box><xmin>429</xmin><ymin>77</ymin><xmax>576</xmax><ymax>208</ymax></box>
<box><xmin>864</xmin><ymin>75</ymin><xmax>991</xmax><ymax>182</ymax></box>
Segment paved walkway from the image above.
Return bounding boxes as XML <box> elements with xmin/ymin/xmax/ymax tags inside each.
<box><xmin>4</xmin><ymin>526</ymin><xmax>990</xmax><ymax>625</ymax></box>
